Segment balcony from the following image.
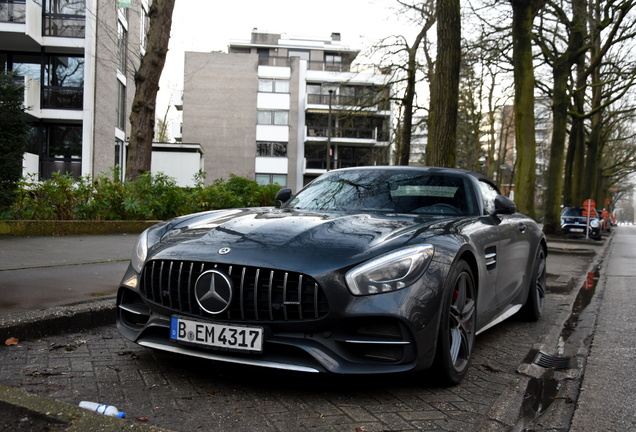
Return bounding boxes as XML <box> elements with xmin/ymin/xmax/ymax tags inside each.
<box><xmin>307</xmin><ymin>93</ymin><xmax>390</xmax><ymax>111</ymax></box>
<box><xmin>0</xmin><ymin>0</ymin><xmax>25</xmax><ymax>23</ymax></box>
<box><xmin>40</xmin><ymin>156</ymin><xmax>82</xmax><ymax>180</ymax></box>
<box><xmin>44</xmin><ymin>13</ymin><xmax>85</xmax><ymax>38</ymax></box>
<box><xmin>42</xmin><ymin>86</ymin><xmax>83</xmax><ymax>109</ymax></box>
<box><xmin>306</xmin><ymin>126</ymin><xmax>389</xmax><ymax>142</ymax></box>
<box><xmin>305</xmin><ymin>157</ymin><xmax>371</xmax><ymax>170</ymax></box>
<box><xmin>1</xmin><ymin>0</ymin><xmax>85</xmax><ymax>50</ymax></box>
<box><xmin>257</xmin><ymin>56</ymin><xmax>353</xmax><ymax>72</ymax></box>
<box><xmin>305</xmin><ymin>148</ymin><xmax>381</xmax><ymax>171</ymax></box>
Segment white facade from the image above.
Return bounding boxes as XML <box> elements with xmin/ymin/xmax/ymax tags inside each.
<box><xmin>180</xmin><ymin>31</ymin><xmax>392</xmax><ymax>191</ymax></box>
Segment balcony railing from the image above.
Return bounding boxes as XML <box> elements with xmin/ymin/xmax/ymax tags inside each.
<box><xmin>306</xmin><ymin>94</ymin><xmax>390</xmax><ymax>111</ymax></box>
<box><xmin>42</xmin><ymin>86</ymin><xmax>83</xmax><ymax>109</ymax></box>
<box><xmin>0</xmin><ymin>0</ymin><xmax>26</xmax><ymax>22</ymax></box>
<box><xmin>255</xmin><ymin>55</ymin><xmax>389</xmax><ymax>76</ymax></box>
<box><xmin>258</xmin><ymin>56</ymin><xmax>352</xmax><ymax>72</ymax></box>
<box><xmin>306</xmin><ymin>157</ymin><xmax>373</xmax><ymax>170</ymax></box>
<box><xmin>40</xmin><ymin>157</ymin><xmax>81</xmax><ymax>180</ymax></box>
<box><xmin>44</xmin><ymin>13</ymin><xmax>85</xmax><ymax>38</ymax></box>
<box><xmin>307</xmin><ymin>60</ymin><xmax>351</xmax><ymax>72</ymax></box>
<box><xmin>307</xmin><ymin>126</ymin><xmax>389</xmax><ymax>141</ymax></box>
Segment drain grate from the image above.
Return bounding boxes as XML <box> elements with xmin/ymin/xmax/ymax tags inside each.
<box><xmin>524</xmin><ymin>349</ymin><xmax>574</xmax><ymax>370</ymax></box>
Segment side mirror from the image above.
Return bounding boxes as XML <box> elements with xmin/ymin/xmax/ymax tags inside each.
<box><xmin>492</xmin><ymin>195</ymin><xmax>517</xmax><ymax>216</ymax></box>
<box><xmin>275</xmin><ymin>188</ymin><xmax>292</xmax><ymax>206</ymax></box>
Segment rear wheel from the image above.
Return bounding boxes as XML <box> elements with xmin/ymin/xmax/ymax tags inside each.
<box><xmin>520</xmin><ymin>247</ymin><xmax>546</xmax><ymax>321</ymax></box>
<box><xmin>432</xmin><ymin>260</ymin><xmax>476</xmax><ymax>386</ymax></box>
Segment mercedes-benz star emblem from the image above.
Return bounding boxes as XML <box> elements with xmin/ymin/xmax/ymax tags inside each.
<box><xmin>218</xmin><ymin>247</ymin><xmax>231</xmax><ymax>255</ymax></box>
<box><xmin>194</xmin><ymin>270</ymin><xmax>233</xmax><ymax>314</ymax></box>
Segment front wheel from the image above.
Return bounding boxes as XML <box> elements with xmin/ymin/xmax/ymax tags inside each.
<box><xmin>520</xmin><ymin>246</ymin><xmax>546</xmax><ymax>321</ymax></box>
<box><xmin>432</xmin><ymin>260</ymin><xmax>476</xmax><ymax>386</ymax></box>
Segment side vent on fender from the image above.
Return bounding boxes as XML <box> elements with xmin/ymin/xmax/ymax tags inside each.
<box><xmin>484</xmin><ymin>246</ymin><xmax>497</xmax><ymax>271</ymax></box>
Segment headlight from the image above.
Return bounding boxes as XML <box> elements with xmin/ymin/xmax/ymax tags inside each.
<box><xmin>131</xmin><ymin>229</ymin><xmax>149</xmax><ymax>273</ymax></box>
<box><xmin>589</xmin><ymin>219</ymin><xmax>600</xmax><ymax>228</ymax></box>
<box><xmin>346</xmin><ymin>245</ymin><xmax>434</xmax><ymax>296</ymax></box>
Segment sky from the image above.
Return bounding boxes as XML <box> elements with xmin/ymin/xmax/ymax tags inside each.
<box><xmin>157</xmin><ymin>0</ymin><xmax>407</xmax><ymax>126</ymax></box>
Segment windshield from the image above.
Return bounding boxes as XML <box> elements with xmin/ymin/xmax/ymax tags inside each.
<box><xmin>562</xmin><ymin>207</ymin><xmax>598</xmax><ymax>218</ymax></box>
<box><xmin>287</xmin><ymin>169</ymin><xmax>479</xmax><ymax>216</ymax></box>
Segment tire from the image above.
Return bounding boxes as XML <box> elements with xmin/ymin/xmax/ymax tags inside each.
<box><xmin>520</xmin><ymin>247</ymin><xmax>546</xmax><ymax>321</ymax></box>
<box><xmin>432</xmin><ymin>260</ymin><xmax>476</xmax><ymax>386</ymax></box>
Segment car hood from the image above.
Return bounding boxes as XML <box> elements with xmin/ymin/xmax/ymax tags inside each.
<box><xmin>148</xmin><ymin>208</ymin><xmax>453</xmax><ymax>272</ymax></box>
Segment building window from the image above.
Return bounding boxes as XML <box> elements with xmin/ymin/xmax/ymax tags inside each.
<box><xmin>325</xmin><ymin>53</ymin><xmax>343</xmax><ymax>71</ymax></box>
<box><xmin>288</xmin><ymin>50</ymin><xmax>309</xmax><ymax>61</ymax></box>
<box><xmin>43</xmin><ymin>55</ymin><xmax>84</xmax><ymax>109</ymax></box>
<box><xmin>39</xmin><ymin>124</ymin><xmax>83</xmax><ymax>180</ymax></box>
<box><xmin>325</xmin><ymin>53</ymin><xmax>342</xmax><ymax>64</ymax></box>
<box><xmin>256</xmin><ymin>174</ymin><xmax>287</xmax><ymax>187</ymax></box>
<box><xmin>43</xmin><ymin>0</ymin><xmax>86</xmax><ymax>38</ymax></box>
<box><xmin>306</xmin><ymin>83</ymin><xmax>341</xmax><ymax>105</ymax></box>
<box><xmin>140</xmin><ymin>2</ymin><xmax>149</xmax><ymax>52</ymax></box>
<box><xmin>8</xmin><ymin>53</ymin><xmax>41</xmax><ymax>82</ymax></box>
<box><xmin>115</xmin><ymin>138</ymin><xmax>123</xmax><ymax>165</ymax></box>
<box><xmin>117</xmin><ymin>3</ymin><xmax>128</xmax><ymax>20</ymax></box>
<box><xmin>258</xmin><ymin>79</ymin><xmax>290</xmax><ymax>93</ymax></box>
<box><xmin>117</xmin><ymin>21</ymin><xmax>127</xmax><ymax>74</ymax></box>
<box><xmin>0</xmin><ymin>1</ymin><xmax>26</xmax><ymax>23</ymax></box>
<box><xmin>116</xmin><ymin>80</ymin><xmax>126</xmax><ymax>130</ymax></box>
<box><xmin>257</xmin><ymin>142</ymin><xmax>287</xmax><ymax>157</ymax></box>
<box><xmin>257</xmin><ymin>110</ymin><xmax>288</xmax><ymax>125</ymax></box>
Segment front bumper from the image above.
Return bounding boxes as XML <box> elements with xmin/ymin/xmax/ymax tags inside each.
<box><xmin>116</xmin><ymin>261</ymin><xmax>444</xmax><ymax>375</ymax></box>
<box><xmin>561</xmin><ymin>223</ymin><xmax>601</xmax><ymax>238</ymax></box>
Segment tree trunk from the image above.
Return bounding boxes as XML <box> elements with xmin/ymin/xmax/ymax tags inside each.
<box><xmin>542</xmin><ymin>0</ymin><xmax>586</xmax><ymax>234</ymax></box>
<box><xmin>426</xmin><ymin>0</ymin><xmax>461</xmax><ymax>168</ymax></box>
<box><xmin>125</xmin><ymin>0</ymin><xmax>176</xmax><ymax>181</ymax></box>
<box><xmin>509</xmin><ymin>0</ymin><xmax>544</xmax><ymax>218</ymax></box>
<box><xmin>396</xmin><ymin>25</ymin><xmax>429</xmax><ymax>166</ymax></box>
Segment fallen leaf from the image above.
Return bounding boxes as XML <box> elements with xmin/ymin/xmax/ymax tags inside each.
<box><xmin>136</xmin><ymin>417</ymin><xmax>149</xmax><ymax>422</ymax></box>
<box><xmin>5</xmin><ymin>337</ymin><xmax>19</xmax><ymax>346</ymax></box>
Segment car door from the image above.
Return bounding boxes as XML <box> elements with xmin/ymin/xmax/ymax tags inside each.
<box><xmin>477</xmin><ymin>181</ymin><xmax>532</xmax><ymax>309</ymax></box>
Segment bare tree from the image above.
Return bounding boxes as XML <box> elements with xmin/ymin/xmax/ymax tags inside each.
<box><xmin>125</xmin><ymin>0</ymin><xmax>176</xmax><ymax>181</ymax></box>
<box><xmin>581</xmin><ymin>0</ymin><xmax>636</xmax><ymax>204</ymax></box>
<box><xmin>369</xmin><ymin>1</ymin><xmax>436</xmax><ymax>165</ymax></box>
<box><xmin>535</xmin><ymin>0</ymin><xmax>587</xmax><ymax>233</ymax></box>
<box><xmin>426</xmin><ymin>0</ymin><xmax>461</xmax><ymax>167</ymax></box>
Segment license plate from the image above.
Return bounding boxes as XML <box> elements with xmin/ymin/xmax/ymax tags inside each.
<box><xmin>570</xmin><ymin>228</ymin><xmax>584</xmax><ymax>233</ymax></box>
<box><xmin>170</xmin><ymin>317</ymin><xmax>263</xmax><ymax>352</ymax></box>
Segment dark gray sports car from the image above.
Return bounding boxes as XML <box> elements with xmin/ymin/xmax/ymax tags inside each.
<box><xmin>117</xmin><ymin>166</ymin><xmax>546</xmax><ymax>385</ymax></box>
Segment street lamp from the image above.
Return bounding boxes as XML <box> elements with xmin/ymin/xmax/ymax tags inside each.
<box><xmin>326</xmin><ymin>88</ymin><xmax>334</xmax><ymax>171</ymax></box>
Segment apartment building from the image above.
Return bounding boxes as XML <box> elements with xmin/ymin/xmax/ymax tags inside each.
<box><xmin>179</xmin><ymin>30</ymin><xmax>392</xmax><ymax>191</ymax></box>
<box><xmin>1</xmin><ymin>0</ymin><xmax>148</xmax><ymax>180</ymax></box>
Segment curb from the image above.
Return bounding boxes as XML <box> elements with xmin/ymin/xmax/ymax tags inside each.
<box><xmin>0</xmin><ymin>384</ymin><xmax>174</xmax><ymax>431</ymax></box>
<box><xmin>0</xmin><ymin>297</ymin><xmax>116</xmax><ymax>342</ymax></box>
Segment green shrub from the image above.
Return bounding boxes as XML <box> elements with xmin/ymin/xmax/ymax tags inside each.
<box><xmin>11</xmin><ymin>172</ymin><xmax>82</xmax><ymax>220</ymax></box>
<box><xmin>6</xmin><ymin>171</ymin><xmax>281</xmax><ymax>221</ymax></box>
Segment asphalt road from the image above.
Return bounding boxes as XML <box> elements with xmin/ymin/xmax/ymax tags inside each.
<box><xmin>0</xmin><ymin>234</ymin><xmax>137</xmax><ymax>312</ymax></box>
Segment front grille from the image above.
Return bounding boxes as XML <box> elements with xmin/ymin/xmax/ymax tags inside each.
<box><xmin>139</xmin><ymin>260</ymin><xmax>329</xmax><ymax>322</ymax></box>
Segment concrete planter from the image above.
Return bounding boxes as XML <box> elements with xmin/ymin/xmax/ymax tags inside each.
<box><xmin>0</xmin><ymin>220</ymin><xmax>161</xmax><ymax>236</ymax></box>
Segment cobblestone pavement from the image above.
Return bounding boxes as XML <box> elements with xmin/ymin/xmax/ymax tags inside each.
<box><xmin>0</xmin><ymin>234</ymin><xmax>603</xmax><ymax>431</ymax></box>
<box><xmin>0</xmin><ymin>298</ymin><xmax>566</xmax><ymax>432</ymax></box>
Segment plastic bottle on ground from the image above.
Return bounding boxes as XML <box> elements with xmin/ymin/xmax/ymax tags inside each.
<box><xmin>79</xmin><ymin>401</ymin><xmax>126</xmax><ymax>418</ymax></box>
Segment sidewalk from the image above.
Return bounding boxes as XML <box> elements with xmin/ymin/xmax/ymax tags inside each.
<box><xmin>0</xmin><ymin>232</ymin><xmax>611</xmax><ymax>431</ymax></box>
<box><xmin>0</xmin><ymin>233</ymin><xmax>172</xmax><ymax>431</ymax></box>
